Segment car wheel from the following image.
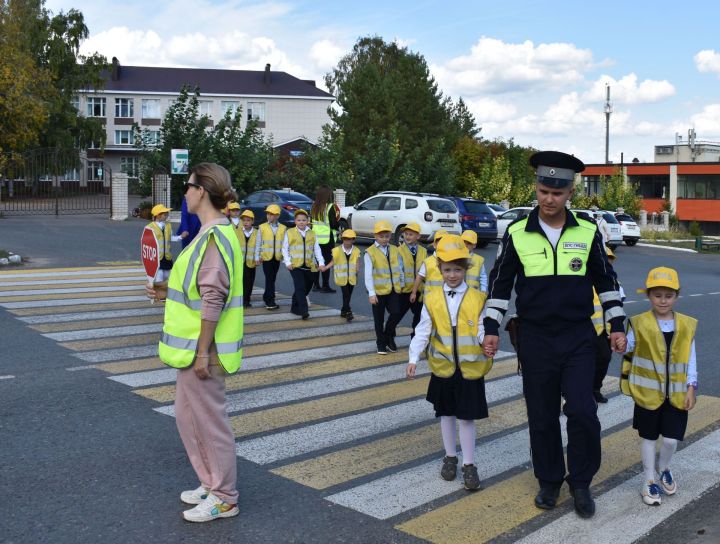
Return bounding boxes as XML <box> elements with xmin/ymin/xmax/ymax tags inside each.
<box><xmin>477</xmin><ymin>241</ymin><xmax>489</xmax><ymax>249</ymax></box>
<box><xmin>393</xmin><ymin>226</ymin><xmax>405</xmax><ymax>245</ymax></box>
<box><xmin>625</xmin><ymin>239</ymin><xmax>637</xmax><ymax>246</ymax></box>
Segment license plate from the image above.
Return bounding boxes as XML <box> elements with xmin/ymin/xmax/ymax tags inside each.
<box><xmin>477</xmin><ymin>222</ymin><xmax>490</xmax><ymax>227</ymax></box>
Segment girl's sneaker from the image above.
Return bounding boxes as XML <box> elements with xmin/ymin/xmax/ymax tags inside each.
<box><xmin>658</xmin><ymin>469</ymin><xmax>677</xmax><ymax>495</ymax></box>
<box><xmin>180</xmin><ymin>485</ymin><xmax>208</xmax><ymax>505</ymax></box>
<box><xmin>440</xmin><ymin>455</ymin><xmax>458</xmax><ymax>481</ymax></box>
<box><xmin>462</xmin><ymin>464</ymin><xmax>481</xmax><ymax>491</ymax></box>
<box><xmin>641</xmin><ymin>481</ymin><xmax>662</xmax><ymax>505</ymax></box>
<box><xmin>183</xmin><ymin>493</ymin><xmax>239</xmax><ymax>522</ymax></box>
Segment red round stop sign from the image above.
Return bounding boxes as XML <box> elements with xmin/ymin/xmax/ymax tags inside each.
<box><xmin>141</xmin><ymin>227</ymin><xmax>159</xmax><ymax>280</ymax></box>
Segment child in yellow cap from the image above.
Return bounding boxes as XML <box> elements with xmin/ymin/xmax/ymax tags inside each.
<box><xmin>460</xmin><ymin>230</ymin><xmax>488</xmax><ymax>292</ymax></box>
<box><xmin>148</xmin><ymin>204</ymin><xmax>174</xmax><ymax>283</ymax></box>
<box><xmin>620</xmin><ymin>267</ymin><xmax>697</xmax><ymax>506</ymax></box>
<box><xmin>324</xmin><ymin>229</ymin><xmax>361</xmax><ymax>321</ymax></box>
<box><xmin>258</xmin><ymin>204</ymin><xmax>287</xmax><ymax>310</ymax></box>
<box><xmin>410</xmin><ymin>229</ymin><xmax>446</xmax><ymax>304</ymax></box>
<box><xmin>236</xmin><ymin>208</ymin><xmax>260</xmax><ymax>308</ymax></box>
<box><xmin>389</xmin><ymin>223</ymin><xmax>428</xmax><ymax>338</ymax></box>
<box><xmin>364</xmin><ymin>220</ymin><xmax>404</xmax><ymax>354</ymax></box>
<box><xmin>406</xmin><ymin>234</ymin><xmax>492</xmax><ymax>491</ymax></box>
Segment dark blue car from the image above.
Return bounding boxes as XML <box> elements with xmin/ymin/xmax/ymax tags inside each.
<box><xmin>444</xmin><ymin>197</ymin><xmax>498</xmax><ymax>247</ymax></box>
<box><xmin>239</xmin><ymin>189</ymin><xmax>313</xmax><ymax>227</ymax></box>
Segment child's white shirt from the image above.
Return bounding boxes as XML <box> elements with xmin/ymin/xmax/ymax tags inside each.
<box><xmin>408</xmin><ymin>281</ymin><xmax>486</xmax><ymax>365</ymax></box>
<box><xmin>624</xmin><ymin>317</ymin><xmax>697</xmax><ymax>386</ymax></box>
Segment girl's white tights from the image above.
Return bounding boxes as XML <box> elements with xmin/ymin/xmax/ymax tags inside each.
<box><xmin>642</xmin><ymin>437</ymin><xmax>679</xmax><ymax>482</ymax></box>
<box><xmin>440</xmin><ymin>416</ymin><xmax>477</xmax><ymax>465</ymax></box>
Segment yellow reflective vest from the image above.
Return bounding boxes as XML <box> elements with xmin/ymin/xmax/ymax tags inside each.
<box><xmin>158</xmin><ymin>224</ymin><xmax>244</xmax><ymax>374</ymax></box>
<box><xmin>331</xmin><ymin>245</ymin><xmax>360</xmax><ymax>286</ymax></box>
<box><xmin>287</xmin><ymin>227</ymin><xmax>318</xmax><ymax>272</ymax></box>
<box><xmin>398</xmin><ymin>243</ymin><xmax>428</xmax><ymax>294</ymax></box>
<box><xmin>148</xmin><ymin>221</ymin><xmax>172</xmax><ymax>260</ymax></box>
<box><xmin>422</xmin><ymin>255</ymin><xmax>443</xmax><ymax>296</ymax></box>
<box><xmin>425</xmin><ymin>287</ymin><xmax>492</xmax><ymax>379</ymax></box>
<box><xmin>235</xmin><ymin>226</ymin><xmax>258</xmax><ymax>268</ymax></box>
<box><xmin>591</xmin><ymin>288</ymin><xmax>612</xmax><ymax>335</ymax></box>
<box><xmin>621</xmin><ymin>311</ymin><xmax>697</xmax><ymax>410</ymax></box>
<box><xmin>259</xmin><ymin>222</ymin><xmax>287</xmax><ymax>261</ymax></box>
<box><xmin>466</xmin><ymin>254</ymin><xmax>485</xmax><ymax>292</ymax></box>
<box><xmin>366</xmin><ymin>244</ymin><xmax>402</xmax><ymax>295</ymax></box>
<box><xmin>312</xmin><ymin>203</ymin><xmax>337</xmax><ymax>245</ymax></box>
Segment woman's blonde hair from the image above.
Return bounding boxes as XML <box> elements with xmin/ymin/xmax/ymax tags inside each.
<box><xmin>190</xmin><ymin>162</ymin><xmax>237</xmax><ymax>210</ymax></box>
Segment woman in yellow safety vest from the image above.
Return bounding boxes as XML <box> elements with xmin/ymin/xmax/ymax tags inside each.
<box><xmin>146</xmin><ymin>162</ymin><xmax>243</xmax><ymax>523</ymax></box>
<box><xmin>310</xmin><ymin>185</ymin><xmax>340</xmax><ymax>293</ymax></box>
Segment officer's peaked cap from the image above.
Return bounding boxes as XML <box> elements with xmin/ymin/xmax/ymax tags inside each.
<box><xmin>530</xmin><ymin>151</ymin><xmax>585</xmax><ymax>189</ymax></box>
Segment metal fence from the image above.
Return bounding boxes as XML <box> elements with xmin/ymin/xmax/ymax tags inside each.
<box><xmin>0</xmin><ymin>149</ymin><xmax>112</xmax><ymax>216</ymax></box>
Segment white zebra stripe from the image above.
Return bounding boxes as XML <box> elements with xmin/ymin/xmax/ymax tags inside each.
<box><xmin>1</xmin><ymin>296</ymin><xmax>150</xmax><ymax>309</ymax></box>
<box><xmin>0</xmin><ymin>268</ymin><xmax>144</xmax><ymax>279</ymax></box>
<box><xmin>0</xmin><ymin>275</ymin><xmax>146</xmax><ymax>287</ymax></box>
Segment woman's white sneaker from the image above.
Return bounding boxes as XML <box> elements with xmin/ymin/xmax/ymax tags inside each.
<box><xmin>183</xmin><ymin>493</ymin><xmax>239</xmax><ymax>522</ymax></box>
<box><xmin>180</xmin><ymin>485</ymin><xmax>208</xmax><ymax>505</ymax></box>
<box><xmin>641</xmin><ymin>481</ymin><xmax>662</xmax><ymax>506</ymax></box>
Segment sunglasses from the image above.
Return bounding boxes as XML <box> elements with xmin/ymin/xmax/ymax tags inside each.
<box><xmin>183</xmin><ymin>181</ymin><xmax>203</xmax><ymax>194</ymax></box>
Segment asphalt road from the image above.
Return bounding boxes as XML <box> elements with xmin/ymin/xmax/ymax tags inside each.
<box><xmin>1</xmin><ymin>213</ymin><xmax>719</xmax><ymax>544</ymax></box>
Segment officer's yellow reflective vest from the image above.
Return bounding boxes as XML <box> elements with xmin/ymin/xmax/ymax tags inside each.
<box><xmin>287</xmin><ymin>227</ymin><xmax>318</xmax><ymax>272</ymax></box>
<box><xmin>259</xmin><ymin>222</ymin><xmax>286</xmax><ymax>261</ymax></box>
<box><xmin>620</xmin><ymin>310</ymin><xmax>696</xmax><ymax>410</ymax></box>
<box><xmin>312</xmin><ymin>203</ymin><xmax>336</xmax><ymax>245</ymax></box>
<box><xmin>148</xmin><ymin>221</ymin><xmax>172</xmax><ymax>260</ymax></box>
<box><xmin>422</xmin><ymin>255</ymin><xmax>443</xmax><ymax>296</ymax></box>
<box><xmin>398</xmin><ymin>243</ymin><xmax>428</xmax><ymax>294</ymax></box>
<box><xmin>466</xmin><ymin>253</ymin><xmax>485</xmax><ymax>292</ymax></box>
<box><xmin>331</xmin><ymin>245</ymin><xmax>360</xmax><ymax>286</ymax></box>
<box><xmin>366</xmin><ymin>244</ymin><xmax>402</xmax><ymax>295</ymax></box>
<box><xmin>425</xmin><ymin>287</ymin><xmax>492</xmax><ymax>379</ymax></box>
<box><xmin>158</xmin><ymin>224</ymin><xmax>244</xmax><ymax>374</ymax></box>
<box><xmin>235</xmin><ymin>226</ymin><xmax>258</xmax><ymax>268</ymax></box>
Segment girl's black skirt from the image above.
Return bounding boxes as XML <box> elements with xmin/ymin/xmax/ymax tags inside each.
<box><xmin>633</xmin><ymin>398</ymin><xmax>688</xmax><ymax>441</ymax></box>
<box><xmin>426</xmin><ymin>366</ymin><xmax>488</xmax><ymax>420</ymax></box>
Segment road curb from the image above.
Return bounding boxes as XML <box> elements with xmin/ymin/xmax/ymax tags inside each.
<box><xmin>636</xmin><ymin>243</ymin><xmax>697</xmax><ymax>253</ymax></box>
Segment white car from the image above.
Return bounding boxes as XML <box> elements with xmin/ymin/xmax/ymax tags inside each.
<box><xmin>614</xmin><ymin>212</ymin><xmax>641</xmax><ymax>246</ymax></box>
<box><xmin>496</xmin><ymin>207</ymin><xmax>534</xmax><ymax>239</ymax></box>
<box><xmin>339</xmin><ymin>191</ymin><xmax>461</xmax><ymax>243</ymax></box>
<box><xmin>486</xmin><ymin>203</ymin><xmax>508</xmax><ymax>217</ymax></box>
<box><xmin>571</xmin><ymin>209</ymin><xmax>623</xmax><ymax>249</ymax></box>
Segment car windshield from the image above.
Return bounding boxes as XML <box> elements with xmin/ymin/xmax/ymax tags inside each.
<box><xmin>463</xmin><ymin>201</ymin><xmax>493</xmax><ymax>215</ymax></box>
<box><xmin>427</xmin><ymin>199</ymin><xmax>457</xmax><ymax>213</ymax></box>
<box><xmin>284</xmin><ymin>192</ymin><xmax>312</xmax><ymax>204</ymax></box>
<box><xmin>615</xmin><ymin>213</ymin><xmax>635</xmax><ymax>222</ymax></box>
<box><xmin>488</xmin><ymin>204</ymin><xmax>506</xmax><ymax>212</ymax></box>
<box><xmin>602</xmin><ymin>213</ymin><xmax>619</xmax><ymax>224</ymax></box>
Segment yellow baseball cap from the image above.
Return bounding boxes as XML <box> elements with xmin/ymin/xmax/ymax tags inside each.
<box><xmin>435</xmin><ymin>234</ymin><xmax>470</xmax><ymax>262</ymax></box>
<box><xmin>341</xmin><ymin>229</ymin><xmax>357</xmax><ymax>239</ymax></box>
<box><xmin>433</xmin><ymin>229</ymin><xmax>448</xmax><ymax>242</ymax></box>
<box><xmin>294</xmin><ymin>208</ymin><xmax>309</xmax><ymax>218</ymax></box>
<box><xmin>605</xmin><ymin>246</ymin><xmax>616</xmax><ymax>261</ymax></box>
<box><xmin>402</xmin><ymin>222</ymin><xmax>421</xmax><ymax>234</ymax></box>
<box><xmin>240</xmin><ymin>209</ymin><xmax>255</xmax><ymax>219</ymax></box>
<box><xmin>644</xmin><ymin>266</ymin><xmax>680</xmax><ymax>291</ymax></box>
<box><xmin>265</xmin><ymin>204</ymin><xmax>281</xmax><ymax>215</ymax></box>
<box><xmin>374</xmin><ymin>220</ymin><xmax>393</xmax><ymax>234</ymax></box>
<box><xmin>151</xmin><ymin>204</ymin><xmax>172</xmax><ymax>217</ymax></box>
<box><xmin>461</xmin><ymin>230</ymin><xmax>478</xmax><ymax>245</ymax></box>
<box><xmin>227</xmin><ymin>202</ymin><xmax>241</xmax><ymax>211</ymax></box>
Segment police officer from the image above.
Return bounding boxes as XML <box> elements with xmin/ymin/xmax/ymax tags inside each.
<box><xmin>482</xmin><ymin>151</ymin><xmax>627</xmax><ymax>519</ymax></box>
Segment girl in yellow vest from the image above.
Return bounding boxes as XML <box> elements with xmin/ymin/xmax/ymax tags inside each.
<box><xmin>460</xmin><ymin>230</ymin><xmax>487</xmax><ymax>292</ymax></box>
<box><xmin>324</xmin><ymin>229</ymin><xmax>361</xmax><ymax>321</ymax></box>
<box><xmin>406</xmin><ymin>234</ymin><xmax>492</xmax><ymax>491</ymax></box>
<box><xmin>148</xmin><ymin>204</ymin><xmax>174</xmax><ymax>283</ymax></box>
<box><xmin>389</xmin><ymin>223</ymin><xmax>428</xmax><ymax>338</ymax></box>
<box><xmin>620</xmin><ymin>267</ymin><xmax>697</xmax><ymax>506</ymax></box>
<box><xmin>258</xmin><ymin>204</ymin><xmax>287</xmax><ymax>310</ymax></box>
<box><xmin>410</xmin><ymin>229</ymin><xmax>447</xmax><ymax>304</ymax></box>
<box><xmin>364</xmin><ymin>220</ymin><xmax>405</xmax><ymax>354</ymax></box>
<box><xmin>237</xmin><ymin>209</ymin><xmax>260</xmax><ymax>308</ymax></box>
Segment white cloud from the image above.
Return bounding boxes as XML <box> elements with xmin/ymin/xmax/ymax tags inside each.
<box><xmin>431</xmin><ymin>36</ymin><xmax>593</xmax><ymax>95</ymax></box>
<box><xmin>634</xmin><ymin>121</ymin><xmax>665</xmax><ymax>136</ymax></box>
<box><xmin>694</xmin><ymin>49</ymin><xmax>720</xmax><ymax>75</ymax></box>
<box><xmin>675</xmin><ymin>104</ymin><xmax>720</xmax><ymax>137</ymax></box>
<box><xmin>465</xmin><ymin>98</ymin><xmax>517</xmax><ymax>123</ymax></box>
<box><xmin>309</xmin><ymin>39</ymin><xmax>345</xmax><ymax>72</ymax></box>
<box><xmin>584</xmin><ymin>73</ymin><xmax>675</xmax><ymax>105</ymax></box>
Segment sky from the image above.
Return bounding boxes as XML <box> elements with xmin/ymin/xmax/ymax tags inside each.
<box><xmin>46</xmin><ymin>0</ymin><xmax>720</xmax><ymax>164</ymax></box>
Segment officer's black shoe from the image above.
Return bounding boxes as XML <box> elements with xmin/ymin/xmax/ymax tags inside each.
<box><xmin>569</xmin><ymin>487</ymin><xmax>596</xmax><ymax>518</ymax></box>
<box><xmin>301</xmin><ymin>313</ymin><xmax>310</xmax><ymax>320</ymax></box>
<box><xmin>321</xmin><ymin>286</ymin><xmax>337</xmax><ymax>293</ymax></box>
<box><xmin>593</xmin><ymin>390</ymin><xmax>609</xmax><ymax>404</ymax></box>
<box><xmin>386</xmin><ymin>337</ymin><xmax>398</xmax><ymax>353</ymax></box>
<box><xmin>534</xmin><ymin>486</ymin><xmax>560</xmax><ymax>510</ymax></box>
<box><xmin>345</xmin><ymin>312</ymin><xmax>354</xmax><ymax>322</ymax></box>
<box><xmin>340</xmin><ymin>310</ymin><xmax>348</xmax><ymax>318</ymax></box>
<box><xmin>312</xmin><ymin>285</ymin><xmax>322</xmax><ymax>292</ymax></box>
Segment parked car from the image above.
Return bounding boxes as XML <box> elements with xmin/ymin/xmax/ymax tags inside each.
<box><xmin>496</xmin><ymin>207</ymin><xmax>534</xmax><ymax>239</ymax></box>
<box><xmin>443</xmin><ymin>197</ymin><xmax>497</xmax><ymax>247</ymax></box>
<box><xmin>487</xmin><ymin>203</ymin><xmax>508</xmax><ymax>217</ymax></box>
<box><xmin>614</xmin><ymin>212</ymin><xmax>641</xmax><ymax>246</ymax></box>
<box><xmin>339</xmin><ymin>191</ymin><xmax>461</xmax><ymax>243</ymax></box>
<box><xmin>239</xmin><ymin>189</ymin><xmax>313</xmax><ymax>227</ymax></box>
<box><xmin>571</xmin><ymin>209</ymin><xmax>623</xmax><ymax>249</ymax></box>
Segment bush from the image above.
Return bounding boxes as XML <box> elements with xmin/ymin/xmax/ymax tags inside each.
<box><xmin>689</xmin><ymin>221</ymin><xmax>703</xmax><ymax>237</ymax></box>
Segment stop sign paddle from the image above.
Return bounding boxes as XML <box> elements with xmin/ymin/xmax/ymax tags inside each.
<box><xmin>141</xmin><ymin>227</ymin><xmax>159</xmax><ymax>284</ymax></box>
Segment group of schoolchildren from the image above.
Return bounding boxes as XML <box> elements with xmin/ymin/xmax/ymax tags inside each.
<box><xmin>146</xmin><ymin>203</ymin><xmax>699</xmax><ymax>508</ymax></box>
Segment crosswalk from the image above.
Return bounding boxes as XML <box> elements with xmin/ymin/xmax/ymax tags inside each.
<box><xmin>2</xmin><ymin>264</ymin><xmax>719</xmax><ymax>543</ymax></box>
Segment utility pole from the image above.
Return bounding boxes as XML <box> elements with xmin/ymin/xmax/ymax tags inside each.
<box><xmin>604</xmin><ymin>84</ymin><xmax>612</xmax><ymax>164</ymax></box>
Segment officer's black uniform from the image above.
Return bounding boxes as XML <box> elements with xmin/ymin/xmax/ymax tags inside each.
<box><xmin>483</xmin><ymin>151</ymin><xmax>625</xmax><ymax>513</ymax></box>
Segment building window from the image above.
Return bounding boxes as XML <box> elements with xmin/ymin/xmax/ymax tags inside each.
<box><xmin>87</xmin><ymin>161</ymin><xmax>104</xmax><ymax>181</ymax></box>
<box><xmin>655</xmin><ymin>146</ymin><xmax>674</xmax><ymax>155</ymax></box>
<box><xmin>115</xmin><ymin>98</ymin><xmax>134</xmax><ymax>118</ymax></box>
<box><xmin>146</xmin><ymin>130</ymin><xmax>161</xmax><ymax>147</ymax></box>
<box><xmin>678</xmin><ymin>174</ymin><xmax>720</xmax><ymax>199</ymax></box>
<box><xmin>630</xmin><ymin>175</ymin><xmax>669</xmax><ymax>199</ymax></box>
<box><xmin>247</xmin><ymin>102</ymin><xmax>265</xmax><ymax>122</ymax></box>
<box><xmin>114</xmin><ymin>130</ymin><xmax>134</xmax><ymax>145</ymax></box>
<box><xmin>221</xmin><ymin>101</ymin><xmax>240</xmax><ymax>116</ymax></box>
<box><xmin>71</xmin><ymin>96</ymin><xmax>80</xmax><ymax>111</ymax></box>
<box><xmin>86</xmin><ymin>97</ymin><xmax>106</xmax><ymax>117</ymax></box>
<box><xmin>141</xmin><ymin>99</ymin><xmax>161</xmax><ymax>118</ymax></box>
<box><xmin>120</xmin><ymin>157</ymin><xmax>140</xmax><ymax>179</ymax></box>
<box><xmin>198</xmin><ymin>100</ymin><xmax>213</xmax><ymax>117</ymax></box>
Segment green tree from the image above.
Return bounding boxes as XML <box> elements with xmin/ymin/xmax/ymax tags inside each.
<box><xmin>597</xmin><ymin>169</ymin><xmax>642</xmax><ymax>216</ymax></box>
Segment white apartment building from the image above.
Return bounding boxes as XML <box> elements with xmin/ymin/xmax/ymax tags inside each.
<box><xmin>77</xmin><ymin>59</ymin><xmax>334</xmax><ymax>179</ymax></box>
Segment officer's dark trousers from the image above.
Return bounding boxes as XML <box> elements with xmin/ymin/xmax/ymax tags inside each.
<box><xmin>387</xmin><ymin>292</ymin><xmax>423</xmax><ymax>338</ymax></box>
<box><xmin>372</xmin><ymin>292</ymin><xmax>400</xmax><ymax>348</ymax></box>
<box><xmin>290</xmin><ymin>267</ymin><xmax>314</xmax><ymax>316</ymax></box>
<box><xmin>262</xmin><ymin>259</ymin><xmax>281</xmax><ymax>304</ymax></box>
<box><xmin>243</xmin><ymin>264</ymin><xmax>256</xmax><ymax>306</ymax></box>
<box><xmin>518</xmin><ymin>320</ymin><xmax>600</xmax><ymax>490</ymax></box>
<box><xmin>593</xmin><ymin>331</ymin><xmax>612</xmax><ymax>392</ymax></box>
<box><xmin>314</xmin><ymin>243</ymin><xmax>334</xmax><ymax>288</ymax></box>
